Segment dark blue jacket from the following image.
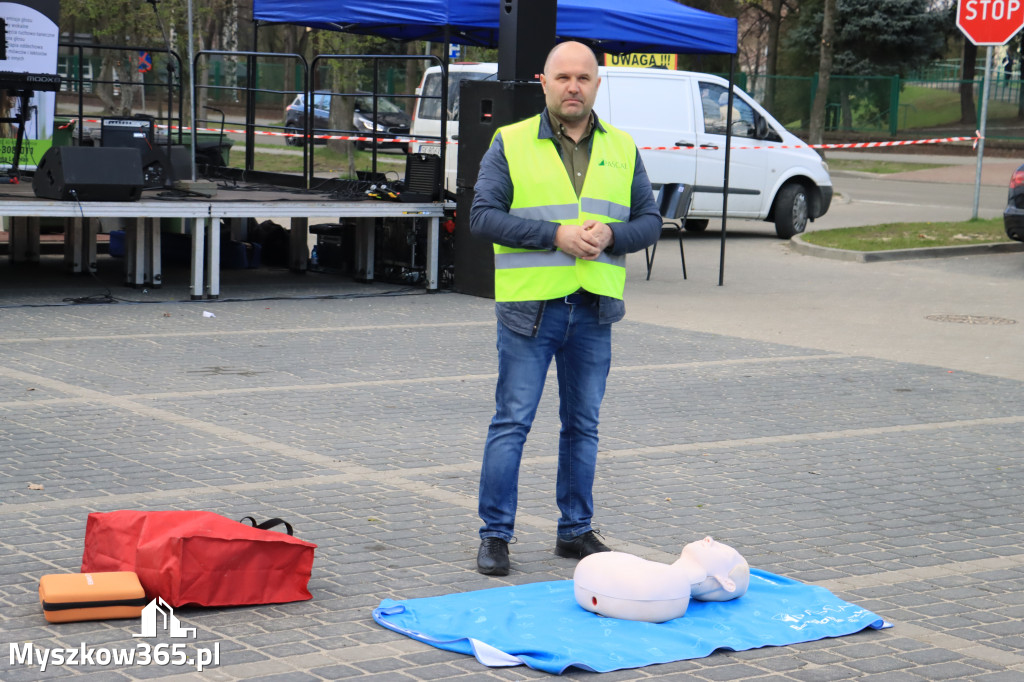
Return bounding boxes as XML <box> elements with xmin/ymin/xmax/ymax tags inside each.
<box><xmin>470</xmin><ymin>110</ymin><xmax>662</xmax><ymax>336</ymax></box>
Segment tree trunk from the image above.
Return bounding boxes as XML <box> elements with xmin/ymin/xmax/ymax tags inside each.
<box><xmin>98</xmin><ymin>55</ymin><xmax>131</xmax><ymax>116</ymax></box>
<box><xmin>406</xmin><ymin>42</ymin><xmax>421</xmax><ymax>117</ymax></box>
<box><xmin>222</xmin><ymin>0</ymin><xmax>240</xmax><ymax>104</ymax></box>
<box><xmin>808</xmin><ymin>0</ymin><xmax>837</xmax><ymax>146</ymax></box>
<box><xmin>764</xmin><ymin>0</ymin><xmax>782</xmax><ymax>111</ymax></box>
<box><xmin>326</xmin><ymin>71</ymin><xmax>356</xmax><ymax>177</ymax></box>
<box><xmin>960</xmin><ymin>40</ymin><xmax>978</xmax><ymax>125</ymax></box>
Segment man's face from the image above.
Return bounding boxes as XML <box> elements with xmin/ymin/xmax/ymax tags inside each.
<box><xmin>540</xmin><ymin>44</ymin><xmax>601</xmax><ymax>126</ymax></box>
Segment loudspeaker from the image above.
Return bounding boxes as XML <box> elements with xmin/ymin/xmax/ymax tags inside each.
<box><xmin>498</xmin><ymin>0</ymin><xmax>557</xmax><ymax>82</ymax></box>
<box><xmin>102</xmin><ymin>116</ymin><xmax>187</xmax><ymax>188</ymax></box>
<box><xmin>456</xmin><ymin>80</ymin><xmax>544</xmax><ymax>191</ymax></box>
<box><xmin>141</xmin><ymin>144</ymin><xmax>191</xmax><ymax>188</ymax></box>
<box><xmin>453</xmin><ymin>79</ymin><xmax>546</xmax><ymax>298</ymax></box>
<box><xmin>400</xmin><ymin>153</ymin><xmax>441</xmax><ymax>202</ymax></box>
<box><xmin>32</xmin><ymin>146</ymin><xmax>144</xmax><ymax>202</ymax></box>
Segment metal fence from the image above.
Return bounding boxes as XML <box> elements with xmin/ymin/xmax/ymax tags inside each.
<box><xmin>54</xmin><ymin>44</ymin><xmax>1024</xmax><ymax>142</ymax></box>
<box><xmin>56</xmin><ymin>42</ymin><xmax>184</xmax><ymax>146</ymax></box>
<box><xmin>755</xmin><ymin>73</ymin><xmax>1023</xmax><ymax>138</ymax></box>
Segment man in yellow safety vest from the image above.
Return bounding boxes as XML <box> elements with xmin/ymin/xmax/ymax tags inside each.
<box><xmin>471</xmin><ymin>40</ymin><xmax>662</xmax><ymax>576</ymax></box>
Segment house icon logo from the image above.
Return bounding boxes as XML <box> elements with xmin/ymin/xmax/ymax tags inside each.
<box><xmin>132</xmin><ymin>597</ymin><xmax>197</xmax><ymax>639</ymax></box>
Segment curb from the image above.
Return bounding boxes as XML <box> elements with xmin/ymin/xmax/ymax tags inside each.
<box><xmin>790</xmin><ymin>235</ymin><xmax>1024</xmax><ymax>262</ymax></box>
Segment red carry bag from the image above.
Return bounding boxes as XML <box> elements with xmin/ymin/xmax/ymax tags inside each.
<box><xmin>80</xmin><ymin>510</ymin><xmax>317</xmax><ymax>608</ymax></box>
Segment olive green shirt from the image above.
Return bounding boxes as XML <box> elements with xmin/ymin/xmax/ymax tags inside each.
<box><xmin>548</xmin><ymin>110</ymin><xmax>595</xmax><ymax>198</ymax></box>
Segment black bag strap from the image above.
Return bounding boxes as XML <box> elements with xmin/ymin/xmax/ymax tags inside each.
<box><xmin>240</xmin><ymin>516</ymin><xmax>294</xmax><ymax>535</ymax></box>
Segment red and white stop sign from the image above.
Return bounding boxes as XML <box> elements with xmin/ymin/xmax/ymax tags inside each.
<box><xmin>958</xmin><ymin>0</ymin><xmax>1024</xmax><ymax>45</ymax></box>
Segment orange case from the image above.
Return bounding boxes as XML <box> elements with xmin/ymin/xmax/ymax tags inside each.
<box><xmin>39</xmin><ymin>572</ymin><xmax>148</xmax><ymax>623</ymax></box>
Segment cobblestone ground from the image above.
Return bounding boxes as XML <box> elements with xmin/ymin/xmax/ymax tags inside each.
<box><xmin>2</xmin><ymin>279</ymin><xmax>1023</xmax><ymax>681</ymax></box>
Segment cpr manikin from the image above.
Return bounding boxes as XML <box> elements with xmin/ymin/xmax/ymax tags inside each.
<box><xmin>573</xmin><ymin>537</ymin><xmax>750</xmax><ymax>623</ymax></box>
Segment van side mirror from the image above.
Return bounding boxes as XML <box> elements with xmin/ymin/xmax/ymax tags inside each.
<box><xmin>755</xmin><ymin>117</ymin><xmax>768</xmax><ymax>139</ymax></box>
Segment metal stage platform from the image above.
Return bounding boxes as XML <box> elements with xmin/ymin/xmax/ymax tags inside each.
<box><xmin>0</xmin><ymin>181</ymin><xmax>448</xmax><ymax>299</ymax></box>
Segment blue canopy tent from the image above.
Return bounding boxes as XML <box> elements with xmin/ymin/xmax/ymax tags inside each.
<box><xmin>251</xmin><ymin>0</ymin><xmax>737</xmax><ymax>55</ymax></box>
<box><xmin>250</xmin><ymin>0</ymin><xmax>739</xmax><ymax>283</ymax></box>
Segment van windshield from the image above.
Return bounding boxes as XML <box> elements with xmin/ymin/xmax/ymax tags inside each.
<box><xmin>419</xmin><ymin>71</ymin><xmax>496</xmax><ymax>121</ymax></box>
<box><xmin>355</xmin><ymin>95</ymin><xmax>403</xmax><ymax>114</ymax></box>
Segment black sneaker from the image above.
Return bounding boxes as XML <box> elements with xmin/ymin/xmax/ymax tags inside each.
<box><xmin>555</xmin><ymin>530</ymin><xmax>611</xmax><ymax>559</ymax></box>
<box><xmin>477</xmin><ymin>537</ymin><xmax>510</xmax><ymax>576</ymax></box>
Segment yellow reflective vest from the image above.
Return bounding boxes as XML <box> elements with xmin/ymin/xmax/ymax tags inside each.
<box><xmin>493</xmin><ymin>115</ymin><xmax>636</xmax><ymax>302</ymax></box>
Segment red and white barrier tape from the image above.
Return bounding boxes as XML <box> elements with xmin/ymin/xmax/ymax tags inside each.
<box><xmin>77</xmin><ymin>118</ymin><xmax>982</xmax><ymax>150</ymax></box>
<box><xmin>642</xmin><ymin>135</ymin><xmax>979</xmax><ymax>151</ymax></box>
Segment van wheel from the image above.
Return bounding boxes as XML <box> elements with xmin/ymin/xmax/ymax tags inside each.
<box><xmin>683</xmin><ymin>219</ymin><xmax>709</xmax><ymax>232</ymax></box>
<box><xmin>774</xmin><ymin>183</ymin><xmax>808</xmax><ymax>239</ymax></box>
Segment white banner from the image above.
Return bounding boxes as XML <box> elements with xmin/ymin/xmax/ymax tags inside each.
<box><xmin>0</xmin><ymin>0</ymin><xmax>60</xmax><ymax>169</ymax></box>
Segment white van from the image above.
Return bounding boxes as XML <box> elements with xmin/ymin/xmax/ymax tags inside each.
<box><xmin>410</xmin><ymin>63</ymin><xmax>832</xmax><ymax>239</ymax></box>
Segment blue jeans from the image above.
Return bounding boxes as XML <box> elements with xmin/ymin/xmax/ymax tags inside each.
<box><xmin>478</xmin><ymin>297</ymin><xmax>612</xmax><ymax>542</ymax></box>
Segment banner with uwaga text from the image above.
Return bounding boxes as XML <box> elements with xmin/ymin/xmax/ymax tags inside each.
<box><xmin>0</xmin><ymin>0</ymin><xmax>59</xmax><ymax>170</ymax></box>
<box><xmin>603</xmin><ymin>53</ymin><xmax>677</xmax><ymax>70</ymax></box>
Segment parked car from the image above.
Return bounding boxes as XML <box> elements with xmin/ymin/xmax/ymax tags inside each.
<box><xmin>410</xmin><ymin>63</ymin><xmax>832</xmax><ymax>239</ymax></box>
<box><xmin>284</xmin><ymin>91</ymin><xmax>411</xmax><ymax>150</ymax></box>
<box><xmin>1004</xmin><ymin>163</ymin><xmax>1024</xmax><ymax>242</ymax></box>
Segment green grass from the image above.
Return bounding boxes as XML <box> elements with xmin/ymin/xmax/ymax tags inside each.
<box><xmin>782</xmin><ymin>84</ymin><xmax>1020</xmax><ymax>132</ymax></box>
<box><xmin>801</xmin><ymin>218</ymin><xmax>1009</xmax><ymax>251</ymax></box>
<box><xmin>825</xmin><ymin>158</ymin><xmax>948</xmax><ymax>174</ymax></box>
<box><xmin>899</xmin><ymin>85</ymin><xmax>1019</xmax><ymax>129</ymax></box>
<box><xmin>235</xmin><ymin>147</ymin><xmax>407</xmax><ymax>176</ymax></box>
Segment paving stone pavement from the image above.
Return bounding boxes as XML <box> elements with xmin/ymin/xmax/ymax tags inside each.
<box><xmin>2</xmin><ymin>247</ymin><xmax>1024</xmax><ymax>681</ymax></box>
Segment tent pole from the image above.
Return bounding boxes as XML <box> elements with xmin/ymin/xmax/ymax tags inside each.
<box><xmin>187</xmin><ymin>0</ymin><xmax>196</xmax><ymax>181</ymax></box>
<box><xmin>245</xmin><ymin>21</ymin><xmax>259</xmax><ymax>172</ymax></box>
<box><xmin>439</xmin><ymin>26</ymin><xmax>450</xmax><ymax>200</ymax></box>
<box><xmin>719</xmin><ymin>53</ymin><xmax>735</xmax><ymax>286</ymax></box>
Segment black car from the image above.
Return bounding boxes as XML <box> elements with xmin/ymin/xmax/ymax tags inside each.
<box><xmin>283</xmin><ymin>91</ymin><xmax>411</xmax><ymax>150</ymax></box>
<box><xmin>1004</xmin><ymin>163</ymin><xmax>1024</xmax><ymax>242</ymax></box>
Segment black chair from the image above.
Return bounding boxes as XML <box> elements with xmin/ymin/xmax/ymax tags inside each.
<box><xmin>645</xmin><ymin>183</ymin><xmax>693</xmax><ymax>281</ymax></box>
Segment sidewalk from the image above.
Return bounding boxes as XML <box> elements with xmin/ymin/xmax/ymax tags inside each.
<box><xmin>2</xmin><ymin>153</ymin><xmax>1024</xmax><ymax>680</ymax></box>
<box><xmin>827</xmin><ymin>148</ymin><xmax>1021</xmax><ymax>186</ymax></box>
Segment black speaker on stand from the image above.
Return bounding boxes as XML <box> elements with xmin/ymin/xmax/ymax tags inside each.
<box><xmin>453</xmin><ymin>79</ymin><xmax>546</xmax><ymax>298</ymax></box>
<box><xmin>452</xmin><ymin>0</ymin><xmax>555</xmax><ymax>298</ymax></box>
<box><xmin>498</xmin><ymin>0</ymin><xmax>556</xmax><ymax>82</ymax></box>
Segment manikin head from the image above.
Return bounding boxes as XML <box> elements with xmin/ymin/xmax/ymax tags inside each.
<box><xmin>676</xmin><ymin>536</ymin><xmax>750</xmax><ymax>602</ymax></box>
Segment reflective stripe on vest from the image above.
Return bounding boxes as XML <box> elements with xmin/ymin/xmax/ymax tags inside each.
<box><xmin>494</xmin><ymin>115</ymin><xmax>637</xmax><ymax>302</ymax></box>
<box><xmin>494</xmin><ymin>249</ymin><xmax>626</xmax><ymax>270</ymax></box>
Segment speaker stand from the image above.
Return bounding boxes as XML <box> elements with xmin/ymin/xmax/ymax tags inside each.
<box><xmin>2</xmin><ymin>89</ymin><xmax>35</xmax><ymax>184</ymax></box>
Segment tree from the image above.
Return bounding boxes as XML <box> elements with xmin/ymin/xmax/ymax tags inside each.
<box><xmin>307</xmin><ymin>30</ymin><xmax>401</xmax><ymax>177</ymax></box>
<box><xmin>807</xmin><ymin>0</ymin><xmax>836</xmax><ymax>145</ymax></box>
<box><xmin>787</xmin><ymin>0</ymin><xmax>948</xmax><ymax>76</ymax></box>
<box><xmin>785</xmin><ymin>0</ymin><xmax>948</xmax><ymax>133</ymax></box>
<box><xmin>61</xmin><ymin>0</ymin><xmax>248</xmax><ymax>118</ymax></box>
<box><xmin>62</xmin><ymin>0</ymin><xmax>165</xmax><ymax>115</ymax></box>
<box><xmin>960</xmin><ymin>39</ymin><xmax>979</xmax><ymax>126</ymax></box>
<box><xmin>736</xmin><ymin>0</ymin><xmax>793</xmax><ymax>110</ymax></box>
<box><xmin>764</xmin><ymin>0</ymin><xmax>785</xmax><ymax>109</ymax></box>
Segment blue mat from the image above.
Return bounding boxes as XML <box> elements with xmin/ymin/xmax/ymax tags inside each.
<box><xmin>373</xmin><ymin>569</ymin><xmax>891</xmax><ymax>674</ymax></box>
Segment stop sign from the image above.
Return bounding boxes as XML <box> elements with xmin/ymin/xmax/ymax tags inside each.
<box><xmin>958</xmin><ymin>0</ymin><xmax>1024</xmax><ymax>45</ymax></box>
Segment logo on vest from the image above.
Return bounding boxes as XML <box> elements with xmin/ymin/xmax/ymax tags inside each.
<box><xmin>598</xmin><ymin>159</ymin><xmax>630</xmax><ymax>171</ymax></box>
